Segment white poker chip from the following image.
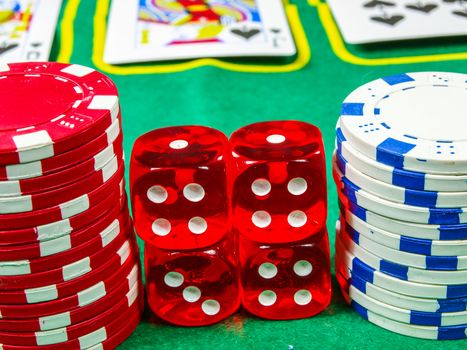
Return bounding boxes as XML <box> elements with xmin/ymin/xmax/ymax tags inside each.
<box><xmin>342</xmin><ymin>209</ymin><xmax>467</xmax><ymax>257</ymax></box>
<box><xmin>334</xmin><ymin>164</ymin><xmax>467</xmax><ymax>225</ymax></box>
<box><xmin>336</xmin><ymin>223</ymin><xmax>467</xmax><ymax>300</ymax></box>
<box><xmin>336</xmin><ymin>127</ymin><xmax>467</xmax><ymax>192</ymax></box>
<box><xmin>336</xmin><ymin>222</ymin><xmax>467</xmax><ymax>286</ymax></box>
<box><xmin>339</xmin><ymin>72</ymin><xmax>467</xmax><ymax>175</ymax></box>
<box><xmin>340</xmin><ymin>217</ymin><xmax>467</xmax><ymax>271</ymax></box>
<box><xmin>334</xmin><ymin>152</ymin><xmax>467</xmax><ymax>208</ymax></box>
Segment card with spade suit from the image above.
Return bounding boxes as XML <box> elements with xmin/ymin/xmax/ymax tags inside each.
<box><xmin>104</xmin><ymin>0</ymin><xmax>296</xmax><ymax>64</ymax></box>
<box><xmin>0</xmin><ymin>0</ymin><xmax>62</xmax><ymax>63</ymax></box>
<box><xmin>327</xmin><ymin>0</ymin><xmax>467</xmax><ymax>44</ymax></box>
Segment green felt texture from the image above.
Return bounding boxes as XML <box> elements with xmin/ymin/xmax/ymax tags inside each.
<box><xmin>51</xmin><ymin>1</ymin><xmax>467</xmax><ymax>348</ymax></box>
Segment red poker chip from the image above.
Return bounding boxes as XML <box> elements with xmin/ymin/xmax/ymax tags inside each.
<box><xmin>0</xmin><ymin>184</ymin><xmax>125</xmax><ymax>246</ymax></box>
<box><xmin>0</xmin><ymin>163</ymin><xmax>125</xmax><ymax>230</ymax></box>
<box><xmin>0</xmin><ymin>277</ymin><xmax>141</xmax><ymax>346</ymax></box>
<box><xmin>0</xmin><ymin>133</ymin><xmax>123</xmax><ymax>196</ymax></box>
<box><xmin>0</xmin><ymin>204</ymin><xmax>129</xmax><ymax>261</ymax></box>
<box><xmin>0</xmin><ymin>224</ymin><xmax>133</xmax><ymax>289</ymax></box>
<box><xmin>0</xmin><ymin>251</ymin><xmax>139</xmax><ymax>318</ymax></box>
<box><xmin>0</xmin><ymin>62</ymin><xmax>119</xmax><ymax>166</ymax></box>
<box><xmin>0</xmin><ymin>284</ymin><xmax>143</xmax><ymax>349</ymax></box>
<box><xmin>0</xmin><ymin>117</ymin><xmax>121</xmax><ymax>181</ymax></box>
<box><xmin>87</xmin><ymin>300</ymin><xmax>142</xmax><ymax>350</ymax></box>
<box><xmin>0</xmin><ymin>235</ymin><xmax>138</xmax><ymax>305</ymax></box>
<box><xmin>0</xmin><ymin>154</ymin><xmax>123</xmax><ymax>214</ymax></box>
<box><xmin>0</xmin><ymin>272</ymin><xmax>141</xmax><ymax>332</ymax></box>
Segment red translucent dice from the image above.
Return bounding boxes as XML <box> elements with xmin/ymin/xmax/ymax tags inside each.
<box><xmin>130</xmin><ymin>126</ymin><xmax>232</xmax><ymax>251</ymax></box>
<box><xmin>230</xmin><ymin>121</ymin><xmax>331</xmax><ymax>320</ymax></box>
<box><xmin>130</xmin><ymin>126</ymin><xmax>240</xmax><ymax>326</ymax></box>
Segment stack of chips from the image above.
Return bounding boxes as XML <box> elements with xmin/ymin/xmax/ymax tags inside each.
<box><xmin>0</xmin><ymin>62</ymin><xmax>142</xmax><ymax>349</ymax></box>
<box><xmin>333</xmin><ymin>72</ymin><xmax>467</xmax><ymax>340</ymax></box>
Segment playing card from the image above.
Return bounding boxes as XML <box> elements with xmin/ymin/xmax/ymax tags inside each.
<box><xmin>0</xmin><ymin>0</ymin><xmax>62</xmax><ymax>62</ymax></box>
<box><xmin>327</xmin><ymin>0</ymin><xmax>467</xmax><ymax>44</ymax></box>
<box><xmin>103</xmin><ymin>0</ymin><xmax>296</xmax><ymax>64</ymax></box>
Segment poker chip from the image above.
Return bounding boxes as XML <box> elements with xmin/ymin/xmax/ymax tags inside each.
<box><xmin>0</xmin><ymin>62</ymin><xmax>119</xmax><ymax>166</ymax></box>
<box><xmin>336</xmin><ymin>128</ymin><xmax>467</xmax><ymax>193</ymax></box>
<box><xmin>0</xmin><ymin>62</ymin><xmax>141</xmax><ymax>348</ymax></box>
<box><xmin>0</xmin><ymin>133</ymin><xmax>123</xmax><ymax>196</ymax></box>
<box><xmin>335</xmin><ymin>152</ymin><xmax>467</xmax><ymax>209</ymax></box>
<box><xmin>334</xmin><ymin>72</ymin><xmax>467</xmax><ymax>339</ymax></box>
<box><xmin>0</xmin><ymin>294</ymin><xmax>142</xmax><ymax>349</ymax></box>
<box><xmin>0</xmin><ymin>223</ymin><xmax>131</xmax><ymax>288</ymax></box>
<box><xmin>336</xmin><ymin>265</ymin><xmax>467</xmax><ymax>313</ymax></box>
<box><xmin>0</xmin><ymin>185</ymin><xmax>125</xmax><ymax>246</ymax></box>
<box><xmin>339</xmin><ymin>199</ymin><xmax>467</xmax><ymax>241</ymax></box>
<box><xmin>335</xmin><ymin>166</ymin><xmax>467</xmax><ymax>225</ymax></box>
<box><xmin>336</xmin><ymin>237</ymin><xmax>467</xmax><ymax>299</ymax></box>
<box><xmin>342</xmin><ymin>209</ymin><xmax>467</xmax><ymax>257</ymax></box>
<box><xmin>0</xmin><ymin>118</ymin><xmax>121</xmax><ymax>181</ymax></box>
<box><xmin>0</xmin><ymin>280</ymin><xmax>141</xmax><ymax>346</ymax></box>
<box><xmin>0</xmin><ymin>258</ymin><xmax>140</xmax><ymax>332</ymax></box>
<box><xmin>0</xmin><ymin>248</ymin><xmax>138</xmax><ymax>318</ymax></box>
<box><xmin>0</xmin><ymin>239</ymin><xmax>136</xmax><ymax>305</ymax></box>
<box><xmin>341</xmin><ymin>218</ymin><xmax>467</xmax><ymax>271</ymax></box>
<box><xmin>339</xmin><ymin>72</ymin><xmax>467</xmax><ymax>175</ymax></box>
<box><xmin>340</xmin><ymin>287</ymin><xmax>467</xmax><ymax>340</ymax></box>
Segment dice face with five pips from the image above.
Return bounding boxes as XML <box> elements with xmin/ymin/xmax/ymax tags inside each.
<box><xmin>130</xmin><ymin>122</ymin><xmax>331</xmax><ymax>325</ymax></box>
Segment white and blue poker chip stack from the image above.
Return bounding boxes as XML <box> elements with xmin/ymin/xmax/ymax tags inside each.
<box><xmin>333</xmin><ymin>72</ymin><xmax>467</xmax><ymax>340</ymax></box>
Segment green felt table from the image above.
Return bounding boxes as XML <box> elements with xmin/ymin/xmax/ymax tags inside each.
<box><xmin>50</xmin><ymin>1</ymin><xmax>467</xmax><ymax>348</ymax></box>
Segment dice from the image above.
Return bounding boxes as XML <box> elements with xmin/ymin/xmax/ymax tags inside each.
<box><xmin>144</xmin><ymin>235</ymin><xmax>240</xmax><ymax>326</ymax></box>
<box><xmin>131</xmin><ymin>122</ymin><xmax>331</xmax><ymax>325</ymax></box>
<box><xmin>130</xmin><ymin>126</ymin><xmax>232</xmax><ymax>251</ymax></box>
<box><xmin>230</xmin><ymin>121</ymin><xmax>331</xmax><ymax>319</ymax></box>
<box><xmin>130</xmin><ymin>126</ymin><xmax>240</xmax><ymax>326</ymax></box>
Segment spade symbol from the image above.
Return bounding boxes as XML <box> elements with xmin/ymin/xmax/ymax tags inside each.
<box><xmin>364</xmin><ymin>0</ymin><xmax>396</xmax><ymax>8</ymax></box>
<box><xmin>453</xmin><ymin>9</ymin><xmax>467</xmax><ymax>17</ymax></box>
<box><xmin>405</xmin><ymin>3</ymin><xmax>438</xmax><ymax>13</ymax></box>
<box><xmin>30</xmin><ymin>42</ymin><xmax>43</xmax><ymax>48</ymax></box>
<box><xmin>270</xmin><ymin>28</ymin><xmax>281</xmax><ymax>34</ymax></box>
<box><xmin>371</xmin><ymin>14</ymin><xmax>405</xmax><ymax>25</ymax></box>
<box><xmin>0</xmin><ymin>43</ymin><xmax>19</xmax><ymax>55</ymax></box>
<box><xmin>231</xmin><ymin>27</ymin><xmax>260</xmax><ymax>40</ymax></box>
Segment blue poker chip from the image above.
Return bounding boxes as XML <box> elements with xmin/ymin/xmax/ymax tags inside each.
<box><xmin>341</xmin><ymin>207</ymin><xmax>467</xmax><ymax>257</ymax></box>
<box><xmin>338</xmin><ymin>198</ymin><xmax>467</xmax><ymax>241</ymax></box>
<box><xmin>336</xmin><ymin>220</ymin><xmax>467</xmax><ymax>286</ymax></box>
<box><xmin>336</xmin><ymin>263</ymin><xmax>467</xmax><ymax>313</ymax></box>
<box><xmin>335</xmin><ymin>150</ymin><xmax>467</xmax><ymax>208</ymax></box>
<box><xmin>336</xmin><ymin>127</ymin><xmax>467</xmax><ymax>192</ymax></box>
<box><xmin>334</xmin><ymin>163</ymin><xmax>467</xmax><ymax>225</ymax></box>
<box><xmin>339</xmin><ymin>72</ymin><xmax>467</xmax><ymax>175</ymax></box>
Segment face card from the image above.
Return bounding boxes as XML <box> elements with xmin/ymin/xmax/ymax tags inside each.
<box><xmin>0</xmin><ymin>0</ymin><xmax>62</xmax><ymax>62</ymax></box>
<box><xmin>327</xmin><ymin>0</ymin><xmax>467</xmax><ymax>44</ymax></box>
<box><xmin>104</xmin><ymin>0</ymin><xmax>296</xmax><ymax>64</ymax></box>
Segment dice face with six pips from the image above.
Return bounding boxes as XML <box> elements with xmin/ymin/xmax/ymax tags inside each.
<box><xmin>131</xmin><ymin>122</ymin><xmax>331</xmax><ymax>325</ymax></box>
<box><xmin>130</xmin><ymin>126</ymin><xmax>240</xmax><ymax>326</ymax></box>
<box><xmin>230</xmin><ymin>121</ymin><xmax>331</xmax><ymax>320</ymax></box>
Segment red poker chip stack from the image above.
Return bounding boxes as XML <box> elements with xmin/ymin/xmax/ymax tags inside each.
<box><xmin>0</xmin><ymin>62</ymin><xmax>142</xmax><ymax>349</ymax></box>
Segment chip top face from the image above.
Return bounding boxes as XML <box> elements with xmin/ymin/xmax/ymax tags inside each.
<box><xmin>339</xmin><ymin>72</ymin><xmax>467</xmax><ymax>174</ymax></box>
<box><xmin>230</xmin><ymin>120</ymin><xmax>324</xmax><ymax>161</ymax></box>
<box><xmin>0</xmin><ymin>62</ymin><xmax>118</xmax><ymax>164</ymax></box>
